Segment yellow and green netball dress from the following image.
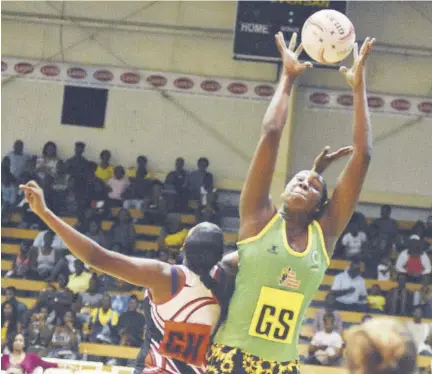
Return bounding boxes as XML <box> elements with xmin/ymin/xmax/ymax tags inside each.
<box><xmin>207</xmin><ymin>213</ymin><xmax>330</xmax><ymax>373</ymax></box>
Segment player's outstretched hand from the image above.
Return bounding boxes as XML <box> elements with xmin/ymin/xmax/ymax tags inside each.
<box><xmin>312</xmin><ymin>145</ymin><xmax>354</xmax><ymax>175</ymax></box>
<box><xmin>275</xmin><ymin>31</ymin><xmax>313</xmax><ymax>79</ymax></box>
<box><xmin>340</xmin><ymin>37</ymin><xmax>376</xmax><ymax>89</ymax></box>
<box><xmin>19</xmin><ymin>181</ymin><xmax>49</xmax><ymax>217</ymax></box>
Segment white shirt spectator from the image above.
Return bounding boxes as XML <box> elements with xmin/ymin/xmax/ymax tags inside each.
<box><xmin>341</xmin><ymin>231</ymin><xmax>367</xmax><ymax>258</ymax></box>
<box><xmin>311</xmin><ymin>330</ymin><xmax>343</xmax><ymax>364</ymax></box>
<box><xmin>377</xmin><ymin>263</ymin><xmax>391</xmax><ymax>281</ymax></box>
<box><xmin>405</xmin><ymin>321</ymin><xmax>432</xmax><ymax>354</ymax></box>
<box><xmin>395</xmin><ymin>249</ymin><xmax>432</xmax><ymax>275</ymax></box>
<box><xmin>33</xmin><ymin>230</ymin><xmax>67</xmax><ymax>250</ymax></box>
<box><xmin>331</xmin><ymin>270</ymin><xmax>368</xmax><ymax>304</ymax></box>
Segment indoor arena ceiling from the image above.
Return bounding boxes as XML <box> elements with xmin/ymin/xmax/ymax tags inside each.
<box><xmin>2</xmin><ymin>1</ymin><xmax>432</xmax><ymax>96</ymax></box>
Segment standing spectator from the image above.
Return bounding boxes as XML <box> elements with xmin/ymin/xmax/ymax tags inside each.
<box><xmin>36</xmin><ymin>141</ymin><xmax>60</xmax><ymax>180</ymax></box>
<box><xmin>142</xmin><ymin>180</ymin><xmax>168</xmax><ymax>225</ymax></box>
<box><xmin>1</xmin><ymin>332</ymin><xmax>61</xmax><ymax>372</ymax></box>
<box><xmin>414</xmin><ymin>276</ymin><xmax>432</xmax><ymax>318</ymax></box>
<box><xmin>1</xmin><ymin>156</ymin><xmax>18</xmax><ymax>224</ymax></box>
<box><xmin>108</xmin><ymin>208</ymin><xmax>136</xmax><ymax>255</ymax></box>
<box><xmin>385</xmin><ymin>273</ymin><xmax>414</xmax><ymax>316</ymax></box>
<box><xmin>65</xmin><ymin>141</ymin><xmax>89</xmax><ymax>182</ymax></box>
<box><xmin>6</xmin><ymin>241</ymin><xmax>32</xmax><ymax>279</ymax></box>
<box><xmin>395</xmin><ymin>234</ymin><xmax>431</xmax><ymax>282</ymax></box>
<box><xmin>89</xmin><ymin>294</ymin><xmax>119</xmax><ymax>344</ymax></box>
<box><xmin>124</xmin><ymin>156</ymin><xmax>153</xmax><ymax>203</ymax></box>
<box><xmin>48</xmin><ymin>311</ymin><xmax>80</xmax><ymax>359</ymax></box>
<box><xmin>367</xmin><ymin>284</ymin><xmax>386</xmax><ymax>313</ymax></box>
<box><xmin>307</xmin><ymin>313</ymin><xmax>343</xmax><ymax>366</ymax></box>
<box><xmin>313</xmin><ymin>293</ymin><xmax>343</xmax><ymax>334</ymax></box>
<box><xmin>164</xmin><ymin>157</ymin><xmax>188</xmax><ymax>211</ymax></box>
<box><xmin>4</xmin><ymin>287</ymin><xmax>28</xmax><ymax>323</ymax></box>
<box><xmin>127</xmin><ymin>155</ymin><xmax>152</xmax><ymax>180</ymax></box>
<box><xmin>67</xmin><ymin>260</ymin><xmax>92</xmax><ymax>294</ymax></box>
<box><xmin>341</xmin><ymin>221</ymin><xmax>368</xmax><ymax>259</ymax></box>
<box><xmin>117</xmin><ymin>296</ymin><xmax>145</xmax><ymax>347</ymax></box>
<box><xmin>95</xmin><ymin>150</ymin><xmax>114</xmax><ymax>183</ymax></box>
<box><xmin>372</xmin><ymin>204</ymin><xmax>399</xmax><ymax>245</ymax></box>
<box><xmin>85</xmin><ymin>162</ymin><xmax>109</xmax><ymax>206</ymax></box>
<box><xmin>331</xmin><ymin>259</ymin><xmax>368</xmax><ymax>312</ymax></box>
<box><xmin>107</xmin><ymin>166</ymin><xmax>130</xmax><ymax>207</ymax></box>
<box><xmin>5</xmin><ymin>140</ymin><xmax>31</xmax><ymax>179</ymax></box>
<box><xmin>188</xmin><ymin>157</ymin><xmax>213</xmax><ymax>200</ymax></box>
<box><xmin>405</xmin><ymin>307</ymin><xmax>432</xmax><ymax>355</ymax></box>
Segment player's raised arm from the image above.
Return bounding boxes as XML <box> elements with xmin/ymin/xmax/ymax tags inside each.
<box><xmin>319</xmin><ymin>38</ymin><xmax>376</xmax><ymax>251</ymax></box>
<box><xmin>19</xmin><ymin>181</ymin><xmax>171</xmax><ymax>293</ymax></box>
<box><xmin>239</xmin><ymin>32</ymin><xmax>312</xmax><ymax>241</ymax></box>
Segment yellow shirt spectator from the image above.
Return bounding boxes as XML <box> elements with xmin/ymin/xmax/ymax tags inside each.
<box><xmin>96</xmin><ymin>164</ymin><xmax>114</xmax><ymax>183</ymax></box>
<box><xmin>165</xmin><ymin>229</ymin><xmax>189</xmax><ymax>250</ymax></box>
<box><xmin>67</xmin><ymin>271</ymin><xmax>92</xmax><ymax>294</ymax></box>
<box><xmin>91</xmin><ymin>308</ymin><xmax>119</xmax><ymax>326</ymax></box>
<box><xmin>367</xmin><ymin>295</ymin><xmax>386</xmax><ymax>311</ymax></box>
<box><xmin>127</xmin><ymin>167</ymin><xmax>152</xmax><ymax>179</ymax></box>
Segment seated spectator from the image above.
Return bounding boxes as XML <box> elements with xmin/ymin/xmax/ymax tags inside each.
<box><xmin>107</xmin><ymin>166</ymin><xmax>130</xmax><ymax>207</ymax></box>
<box><xmin>85</xmin><ymin>219</ymin><xmax>108</xmax><ymax>247</ymax></box>
<box><xmin>385</xmin><ymin>273</ymin><xmax>414</xmax><ymax>316</ymax></box>
<box><xmin>372</xmin><ymin>204</ymin><xmax>399</xmax><ymax>245</ymax></box>
<box><xmin>188</xmin><ymin>157</ymin><xmax>213</xmax><ymax>200</ymax></box>
<box><xmin>33</xmin><ymin>228</ymin><xmax>66</xmax><ymax>251</ymax></box>
<box><xmin>26</xmin><ymin>306</ymin><xmax>55</xmax><ymax>357</ymax></box>
<box><xmin>367</xmin><ymin>284</ymin><xmax>386</xmax><ymax>313</ymax></box>
<box><xmin>313</xmin><ymin>292</ymin><xmax>343</xmax><ymax>334</ymax></box>
<box><xmin>377</xmin><ymin>256</ymin><xmax>392</xmax><ymax>281</ymax></box>
<box><xmin>6</xmin><ymin>241</ymin><xmax>32</xmax><ymax>279</ymax></box>
<box><xmin>48</xmin><ymin>311</ymin><xmax>80</xmax><ymax>360</ymax></box>
<box><xmin>157</xmin><ymin>248</ymin><xmax>170</xmax><ymax>263</ymax></box>
<box><xmin>56</xmin><ymin>176</ymin><xmax>85</xmax><ymax>217</ymax></box>
<box><xmin>127</xmin><ymin>155</ymin><xmax>152</xmax><ymax>180</ymax></box>
<box><xmin>414</xmin><ymin>276</ymin><xmax>432</xmax><ymax>318</ymax></box>
<box><xmin>196</xmin><ymin>189</ymin><xmax>220</xmax><ymax>225</ymax></box>
<box><xmin>412</xmin><ymin>220</ymin><xmax>427</xmax><ymax>239</ymax></box>
<box><xmin>77</xmin><ymin>277</ymin><xmax>103</xmax><ymax>324</ymax></box>
<box><xmin>307</xmin><ymin>313</ymin><xmax>343</xmax><ymax>366</ymax></box>
<box><xmin>142</xmin><ymin>180</ymin><xmax>168</xmax><ymax>225</ymax></box>
<box><xmin>36</xmin><ymin>141</ymin><xmax>60</xmax><ymax>180</ymax></box>
<box><xmin>157</xmin><ymin>213</ymin><xmax>188</xmax><ymax>257</ymax></box>
<box><xmin>75</xmin><ymin>208</ymin><xmax>97</xmax><ymax>234</ymax></box>
<box><xmin>1</xmin><ymin>156</ymin><xmax>18</xmax><ymax>224</ymax></box>
<box><xmin>1</xmin><ymin>301</ymin><xmax>21</xmax><ymax>346</ymax></box>
<box><xmin>52</xmin><ymin>160</ymin><xmax>70</xmax><ymax>192</ymax></box>
<box><xmin>1</xmin><ymin>332</ymin><xmax>60</xmax><ymax>372</ymax></box>
<box><xmin>117</xmin><ymin>296</ymin><xmax>145</xmax><ymax>347</ymax></box>
<box><xmin>341</xmin><ymin>221</ymin><xmax>367</xmax><ymax>259</ymax></box>
<box><xmin>405</xmin><ymin>307</ymin><xmax>432</xmax><ymax>355</ymax></box>
<box><xmin>331</xmin><ymin>258</ymin><xmax>368</xmax><ymax>312</ymax></box>
<box><xmin>89</xmin><ymin>294</ymin><xmax>119</xmax><ymax>344</ymax></box>
<box><xmin>6</xmin><ymin>140</ymin><xmax>31</xmax><ymax>179</ymax></box>
<box><xmin>395</xmin><ymin>234</ymin><xmax>431</xmax><ymax>282</ymax></box>
<box><xmin>4</xmin><ymin>287</ymin><xmax>28</xmax><ymax>324</ymax></box>
<box><xmin>164</xmin><ymin>157</ymin><xmax>188</xmax><ymax>211</ymax></box>
<box><xmin>426</xmin><ymin>215</ymin><xmax>432</xmax><ymax>239</ymax></box>
<box><xmin>108</xmin><ymin>208</ymin><xmax>136</xmax><ymax>255</ymax></box>
<box><xmin>29</xmin><ymin>231</ymin><xmax>64</xmax><ymax>280</ymax></box>
<box><xmin>67</xmin><ymin>260</ymin><xmax>92</xmax><ymax>294</ymax></box>
<box><xmin>65</xmin><ymin>141</ymin><xmax>89</xmax><ymax>185</ymax></box>
<box><xmin>95</xmin><ymin>150</ymin><xmax>114</xmax><ymax>183</ymax></box>
<box><xmin>18</xmin><ymin>155</ymin><xmax>39</xmax><ymax>185</ymax></box>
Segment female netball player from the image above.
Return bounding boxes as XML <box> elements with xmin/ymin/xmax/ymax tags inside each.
<box><xmin>345</xmin><ymin>318</ymin><xmax>417</xmax><ymax>374</ymax></box>
<box><xmin>20</xmin><ymin>180</ymin><xmax>229</xmax><ymax>374</ymax></box>
<box><xmin>207</xmin><ymin>32</ymin><xmax>376</xmax><ymax>373</ymax></box>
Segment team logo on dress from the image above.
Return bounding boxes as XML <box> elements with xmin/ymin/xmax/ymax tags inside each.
<box><xmin>279</xmin><ymin>267</ymin><xmax>301</xmax><ymax>289</ymax></box>
<box><xmin>267</xmin><ymin>245</ymin><xmax>278</xmax><ymax>255</ymax></box>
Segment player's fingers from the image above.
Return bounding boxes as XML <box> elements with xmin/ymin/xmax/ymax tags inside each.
<box><xmin>26</xmin><ymin>180</ymin><xmax>40</xmax><ymax>189</ymax></box>
<box><xmin>339</xmin><ymin>66</ymin><xmax>348</xmax><ymax>74</ymax></box>
<box><xmin>360</xmin><ymin>37</ymin><xmax>370</xmax><ymax>56</ymax></box>
<box><xmin>303</xmin><ymin>61</ymin><xmax>313</xmax><ymax>69</ymax></box>
<box><xmin>333</xmin><ymin>146</ymin><xmax>354</xmax><ymax>158</ymax></box>
<box><xmin>275</xmin><ymin>34</ymin><xmax>284</xmax><ymax>54</ymax></box>
<box><xmin>289</xmin><ymin>32</ymin><xmax>297</xmax><ymax>51</ymax></box>
<box><xmin>279</xmin><ymin>31</ymin><xmax>288</xmax><ymax>50</ymax></box>
<box><xmin>353</xmin><ymin>42</ymin><xmax>359</xmax><ymax>61</ymax></box>
<box><xmin>295</xmin><ymin>43</ymin><xmax>303</xmax><ymax>56</ymax></box>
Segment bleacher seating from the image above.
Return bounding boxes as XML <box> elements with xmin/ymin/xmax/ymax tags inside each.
<box><xmin>1</xmin><ymin>209</ymin><xmax>431</xmax><ymax>370</ymax></box>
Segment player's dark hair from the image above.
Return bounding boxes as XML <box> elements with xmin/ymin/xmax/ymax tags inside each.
<box><xmin>183</xmin><ymin>222</ymin><xmax>224</xmax><ymax>304</ymax></box>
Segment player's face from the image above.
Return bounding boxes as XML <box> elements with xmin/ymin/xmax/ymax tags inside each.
<box><xmin>324</xmin><ymin>318</ymin><xmax>334</xmax><ymax>333</ymax></box>
<box><xmin>281</xmin><ymin>170</ymin><xmax>324</xmax><ymax>215</ymax></box>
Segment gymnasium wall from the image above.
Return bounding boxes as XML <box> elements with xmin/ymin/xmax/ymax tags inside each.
<box><xmin>1</xmin><ymin>78</ymin><xmax>267</xmax><ymax>181</ymax></box>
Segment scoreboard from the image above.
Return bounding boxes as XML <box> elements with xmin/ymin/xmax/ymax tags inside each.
<box><xmin>233</xmin><ymin>0</ymin><xmax>348</xmax><ymax>63</ymax></box>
